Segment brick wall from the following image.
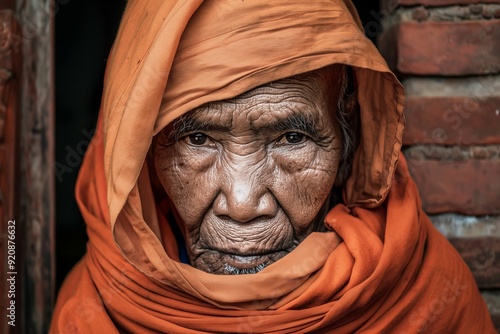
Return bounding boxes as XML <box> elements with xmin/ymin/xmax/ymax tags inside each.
<box><xmin>378</xmin><ymin>0</ymin><xmax>500</xmax><ymax>329</ymax></box>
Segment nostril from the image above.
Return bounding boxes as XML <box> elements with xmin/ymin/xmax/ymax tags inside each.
<box><xmin>255</xmin><ymin>192</ymin><xmax>278</xmax><ymax>218</ymax></box>
<box><xmin>212</xmin><ymin>186</ymin><xmax>277</xmax><ymax>223</ymax></box>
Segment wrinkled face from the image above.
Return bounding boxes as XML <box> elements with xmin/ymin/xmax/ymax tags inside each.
<box><xmin>154</xmin><ymin>70</ymin><xmax>343</xmax><ymax>274</ymax></box>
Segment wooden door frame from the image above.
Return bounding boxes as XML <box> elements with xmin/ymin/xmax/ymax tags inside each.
<box><xmin>1</xmin><ymin>1</ymin><xmax>54</xmax><ymax>333</ymax></box>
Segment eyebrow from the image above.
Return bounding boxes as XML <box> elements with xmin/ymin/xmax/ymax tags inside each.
<box><xmin>169</xmin><ymin>113</ymin><xmax>230</xmax><ymax>140</ymax></box>
<box><xmin>169</xmin><ymin>111</ymin><xmax>320</xmax><ymax>140</ymax></box>
<box><xmin>260</xmin><ymin>114</ymin><xmax>320</xmax><ymax>139</ymax></box>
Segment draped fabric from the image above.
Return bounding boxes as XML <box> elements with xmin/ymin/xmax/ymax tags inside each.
<box><xmin>51</xmin><ymin>0</ymin><xmax>495</xmax><ymax>333</ymax></box>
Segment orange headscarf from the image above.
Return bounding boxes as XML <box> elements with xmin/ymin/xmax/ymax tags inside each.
<box><xmin>51</xmin><ymin>1</ymin><xmax>495</xmax><ymax>333</ymax></box>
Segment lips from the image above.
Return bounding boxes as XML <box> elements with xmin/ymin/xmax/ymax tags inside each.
<box><xmin>218</xmin><ymin>250</ymin><xmax>289</xmax><ymax>272</ymax></box>
<box><xmin>191</xmin><ymin>213</ymin><xmax>297</xmax><ymax>274</ymax></box>
<box><xmin>225</xmin><ymin>254</ymin><xmax>270</xmax><ymax>269</ymax></box>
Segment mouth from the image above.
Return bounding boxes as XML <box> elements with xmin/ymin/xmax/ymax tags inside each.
<box><xmin>223</xmin><ymin>262</ymin><xmax>269</xmax><ymax>275</ymax></box>
<box><xmin>218</xmin><ymin>250</ymin><xmax>289</xmax><ymax>275</ymax></box>
<box><xmin>190</xmin><ymin>246</ymin><xmax>295</xmax><ymax>275</ymax></box>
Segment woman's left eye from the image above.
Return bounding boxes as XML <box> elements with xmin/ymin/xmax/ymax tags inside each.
<box><xmin>187</xmin><ymin>133</ymin><xmax>209</xmax><ymax>146</ymax></box>
<box><xmin>277</xmin><ymin>132</ymin><xmax>307</xmax><ymax>145</ymax></box>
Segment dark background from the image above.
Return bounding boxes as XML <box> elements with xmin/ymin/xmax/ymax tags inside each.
<box><xmin>54</xmin><ymin>0</ymin><xmax>381</xmax><ymax>291</ymax></box>
<box><xmin>55</xmin><ymin>0</ymin><xmax>127</xmax><ymax>290</ymax></box>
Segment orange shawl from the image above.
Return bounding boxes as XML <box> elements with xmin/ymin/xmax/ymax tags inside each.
<box><xmin>51</xmin><ymin>0</ymin><xmax>495</xmax><ymax>333</ymax></box>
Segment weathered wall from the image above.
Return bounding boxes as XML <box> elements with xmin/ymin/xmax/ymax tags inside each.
<box><xmin>379</xmin><ymin>0</ymin><xmax>500</xmax><ymax>329</ymax></box>
<box><xmin>0</xmin><ymin>6</ymin><xmax>21</xmax><ymax>334</ymax></box>
<box><xmin>0</xmin><ymin>0</ymin><xmax>54</xmax><ymax>333</ymax></box>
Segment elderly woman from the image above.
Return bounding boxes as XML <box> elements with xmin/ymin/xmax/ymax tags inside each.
<box><xmin>51</xmin><ymin>0</ymin><xmax>495</xmax><ymax>333</ymax></box>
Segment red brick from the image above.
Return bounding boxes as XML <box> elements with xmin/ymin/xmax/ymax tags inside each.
<box><xmin>403</xmin><ymin>96</ymin><xmax>500</xmax><ymax>145</ymax></box>
<box><xmin>402</xmin><ymin>76</ymin><xmax>500</xmax><ymax>146</ymax></box>
<box><xmin>430</xmin><ymin>214</ymin><xmax>500</xmax><ymax>288</ymax></box>
<box><xmin>382</xmin><ymin>0</ymin><xmax>500</xmax><ymax>10</ymax></box>
<box><xmin>405</xmin><ymin>152</ymin><xmax>500</xmax><ymax>215</ymax></box>
<box><xmin>379</xmin><ymin>21</ymin><xmax>500</xmax><ymax>75</ymax></box>
<box><xmin>448</xmin><ymin>237</ymin><xmax>500</xmax><ymax>288</ymax></box>
<box><xmin>481</xmin><ymin>291</ymin><xmax>500</xmax><ymax>331</ymax></box>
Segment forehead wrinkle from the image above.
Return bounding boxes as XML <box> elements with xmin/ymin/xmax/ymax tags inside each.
<box><xmin>230</xmin><ymin>85</ymin><xmax>321</xmax><ymax>107</ymax></box>
<box><xmin>177</xmin><ymin>102</ymin><xmax>235</xmax><ymax>131</ymax></box>
<box><xmin>172</xmin><ymin>70</ymin><xmax>334</xmax><ymax>137</ymax></box>
<box><xmin>231</xmin><ymin>76</ymin><xmax>330</xmax><ymax>128</ymax></box>
<box><xmin>247</xmin><ymin>99</ymin><xmax>323</xmax><ymax>134</ymax></box>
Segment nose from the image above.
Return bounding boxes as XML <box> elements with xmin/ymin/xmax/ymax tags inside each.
<box><xmin>213</xmin><ymin>169</ymin><xmax>277</xmax><ymax>223</ymax></box>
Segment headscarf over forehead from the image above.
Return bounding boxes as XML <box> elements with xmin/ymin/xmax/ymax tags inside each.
<box><xmin>102</xmin><ymin>0</ymin><xmax>405</xmax><ymax>225</ymax></box>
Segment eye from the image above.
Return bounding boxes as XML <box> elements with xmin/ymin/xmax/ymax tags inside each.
<box><xmin>187</xmin><ymin>132</ymin><xmax>209</xmax><ymax>146</ymax></box>
<box><xmin>277</xmin><ymin>132</ymin><xmax>307</xmax><ymax>145</ymax></box>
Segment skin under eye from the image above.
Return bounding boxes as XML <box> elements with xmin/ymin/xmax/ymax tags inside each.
<box><xmin>276</xmin><ymin>132</ymin><xmax>307</xmax><ymax>145</ymax></box>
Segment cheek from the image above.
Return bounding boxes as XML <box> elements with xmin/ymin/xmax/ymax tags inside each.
<box><xmin>271</xmin><ymin>145</ymin><xmax>340</xmax><ymax>228</ymax></box>
<box><xmin>154</xmin><ymin>143</ymin><xmax>218</xmax><ymax>225</ymax></box>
